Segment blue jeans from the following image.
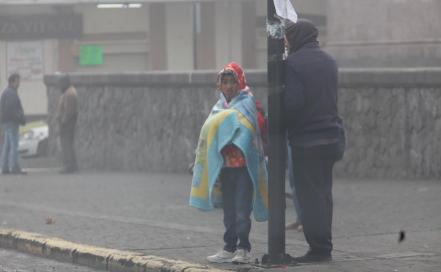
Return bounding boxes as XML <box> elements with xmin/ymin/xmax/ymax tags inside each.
<box><xmin>287</xmin><ymin>143</ymin><xmax>302</xmax><ymax>223</ymax></box>
<box><xmin>1</xmin><ymin>122</ymin><xmax>19</xmax><ymax>172</ymax></box>
<box><xmin>220</xmin><ymin>167</ymin><xmax>253</xmax><ymax>252</ymax></box>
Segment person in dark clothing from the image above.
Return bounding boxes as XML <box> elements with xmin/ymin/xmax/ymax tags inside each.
<box><xmin>0</xmin><ymin>73</ymin><xmax>26</xmax><ymax>175</ymax></box>
<box><xmin>283</xmin><ymin>19</ymin><xmax>345</xmax><ymax>263</ymax></box>
<box><xmin>56</xmin><ymin>75</ymin><xmax>79</xmax><ymax>174</ymax></box>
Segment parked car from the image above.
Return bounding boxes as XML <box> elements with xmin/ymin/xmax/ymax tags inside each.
<box><xmin>19</xmin><ymin>121</ymin><xmax>48</xmax><ymax>157</ymax></box>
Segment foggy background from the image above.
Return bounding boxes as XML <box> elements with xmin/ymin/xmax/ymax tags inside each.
<box><xmin>0</xmin><ymin>1</ymin><xmax>441</xmax><ymax>271</ymax></box>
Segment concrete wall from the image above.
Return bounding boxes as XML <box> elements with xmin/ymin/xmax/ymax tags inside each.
<box><xmin>214</xmin><ymin>1</ymin><xmax>243</xmax><ymax>69</ymax></box>
<box><xmin>44</xmin><ymin>68</ymin><xmax>441</xmax><ymax>179</ymax></box>
<box><xmin>165</xmin><ymin>3</ymin><xmax>193</xmax><ymax>70</ymax></box>
<box><xmin>326</xmin><ymin>0</ymin><xmax>441</xmax><ymax>67</ymax></box>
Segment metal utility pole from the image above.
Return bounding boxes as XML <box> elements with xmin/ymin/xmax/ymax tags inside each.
<box><xmin>262</xmin><ymin>0</ymin><xmax>292</xmax><ymax>266</ymax></box>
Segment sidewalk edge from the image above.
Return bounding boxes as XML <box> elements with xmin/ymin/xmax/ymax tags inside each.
<box><xmin>0</xmin><ymin>228</ymin><xmax>230</xmax><ymax>272</ymax></box>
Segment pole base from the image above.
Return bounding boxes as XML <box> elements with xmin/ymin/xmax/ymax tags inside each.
<box><xmin>261</xmin><ymin>253</ymin><xmax>296</xmax><ymax>266</ymax></box>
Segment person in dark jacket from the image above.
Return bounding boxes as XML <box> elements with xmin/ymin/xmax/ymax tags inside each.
<box><xmin>283</xmin><ymin>19</ymin><xmax>345</xmax><ymax>263</ymax></box>
<box><xmin>0</xmin><ymin>73</ymin><xmax>26</xmax><ymax>175</ymax></box>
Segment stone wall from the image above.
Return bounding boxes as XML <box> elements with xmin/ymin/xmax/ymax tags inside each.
<box><xmin>337</xmin><ymin>68</ymin><xmax>441</xmax><ymax>178</ymax></box>
<box><xmin>45</xmin><ymin>68</ymin><xmax>441</xmax><ymax>179</ymax></box>
<box><xmin>44</xmin><ymin>71</ymin><xmax>267</xmax><ymax>173</ymax></box>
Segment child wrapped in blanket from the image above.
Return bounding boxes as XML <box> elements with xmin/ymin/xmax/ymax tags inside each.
<box><xmin>189</xmin><ymin>62</ymin><xmax>268</xmax><ymax>264</ymax></box>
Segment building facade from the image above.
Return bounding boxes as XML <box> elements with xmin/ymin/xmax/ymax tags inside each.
<box><xmin>0</xmin><ymin>0</ymin><xmax>326</xmax><ymax>116</ymax></box>
<box><xmin>326</xmin><ymin>0</ymin><xmax>441</xmax><ymax>68</ymax></box>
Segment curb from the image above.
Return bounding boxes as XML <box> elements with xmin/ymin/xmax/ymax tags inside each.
<box><xmin>0</xmin><ymin>229</ymin><xmax>230</xmax><ymax>272</ymax></box>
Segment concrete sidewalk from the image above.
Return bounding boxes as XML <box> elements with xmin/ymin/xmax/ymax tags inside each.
<box><xmin>0</xmin><ymin>167</ymin><xmax>440</xmax><ymax>271</ymax></box>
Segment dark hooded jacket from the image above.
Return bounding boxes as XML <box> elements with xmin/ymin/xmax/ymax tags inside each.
<box><xmin>284</xmin><ymin>19</ymin><xmax>342</xmax><ymax>147</ymax></box>
<box><xmin>0</xmin><ymin>86</ymin><xmax>25</xmax><ymax>125</ymax></box>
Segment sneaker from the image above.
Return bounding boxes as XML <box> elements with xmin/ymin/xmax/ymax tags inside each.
<box><xmin>59</xmin><ymin>167</ymin><xmax>78</xmax><ymax>174</ymax></box>
<box><xmin>206</xmin><ymin>249</ymin><xmax>235</xmax><ymax>263</ymax></box>
<box><xmin>59</xmin><ymin>169</ymin><xmax>75</xmax><ymax>174</ymax></box>
<box><xmin>286</xmin><ymin>222</ymin><xmax>301</xmax><ymax>230</ymax></box>
<box><xmin>232</xmin><ymin>249</ymin><xmax>251</xmax><ymax>264</ymax></box>
<box><xmin>9</xmin><ymin>169</ymin><xmax>27</xmax><ymax>175</ymax></box>
<box><xmin>294</xmin><ymin>251</ymin><xmax>332</xmax><ymax>263</ymax></box>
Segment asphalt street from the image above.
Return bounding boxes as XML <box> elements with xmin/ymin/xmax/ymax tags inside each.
<box><xmin>0</xmin><ymin>162</ymin><xmax>440</xmax><ymax>271</ymax></box>
<box><xmin>0</xmin><ymin>249</ymin><xmax>99</xmax><ymax>272</ymax></box>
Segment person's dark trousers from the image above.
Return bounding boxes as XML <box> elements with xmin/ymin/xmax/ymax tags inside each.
<box><xmin>220</xmin><ymin>167</ymin><xmax>253</xmax><ymax>253</ymax></box>
<box><xmin>60</xmin><ymin>117</ymin><xmax>78</xmax><ymax>172</ymax></box>
<box><xmin>291</xmin><ymin>142</ymin><xmax>340</xmax><ymax>256</ymax></box>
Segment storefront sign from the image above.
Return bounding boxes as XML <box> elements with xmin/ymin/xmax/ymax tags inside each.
<box><xmin>0</xmin><ymin>14</ymin><xmax>82</xmax><ymax>40</ymax></box>
<box><xmin>80</xmin><ymin>45</ymin><xmax>103</xmax><ymax>66</ymax></box>
<box><xmin>7</xmin><ymin>41</ymin><xmax>44</xmax><ymax>81</ymax></box>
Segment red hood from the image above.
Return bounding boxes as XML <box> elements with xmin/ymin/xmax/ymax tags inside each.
<box><xmin>221</xmin><ymin>62</ymin><xmax>247</xmax><ymax>90</ymax></box>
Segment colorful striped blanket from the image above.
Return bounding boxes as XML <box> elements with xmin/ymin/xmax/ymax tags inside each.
<box><xmin>189</xmin><ymin>91</ymin><xmax>268</xmax><ymax>222</ymax></box>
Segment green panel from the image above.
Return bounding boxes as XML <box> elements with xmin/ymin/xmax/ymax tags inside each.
<box><xmin>79</xmin><ymin>45</ymin><xmax>103</xmax><ymax>66</ymax></box>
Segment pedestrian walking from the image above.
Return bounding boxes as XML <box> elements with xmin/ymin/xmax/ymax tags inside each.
<box><xmin>0</xmin><ymin>73</ymin><xmax>26</xmax><ymax>175</ymax></box>
<box><xmin>189</xmin><ymin>62</ymin><xmax>268</xmax><ymax>264</ymax></box>
<box><xmin>56</xmin><ymin>75</ymin><xmax>79</xmax><ymax>174</ymax></box>
<box><xmin>283</xmin><ymin>19</ymin><xmax>345</xmax><ymax>263</ymax></box>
